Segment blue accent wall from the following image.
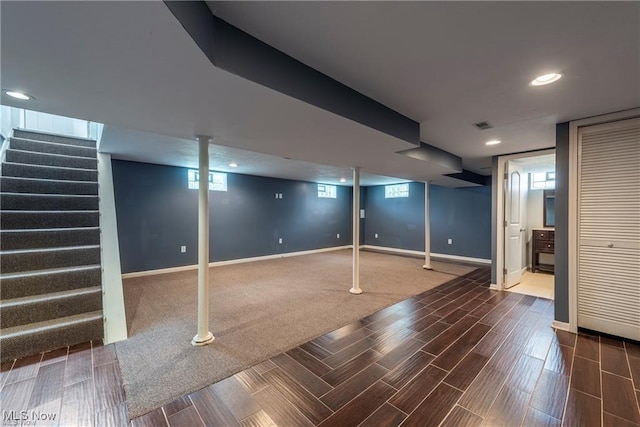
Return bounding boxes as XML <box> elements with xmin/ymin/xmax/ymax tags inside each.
<box><xmin>554</xmin><ymin>122</ymin><xmax>570</xmax><ymax>323</ymax></box>
<box><xmin>431</xmin><ymin>185</ymin><xmax>492</xmax><ymax>259</ymax></box>
<box><xmin>112</xmin><ymin>160</ymin><xmax>352</xmax><ymax>273</ymax></box>
<box><xmin>363</xmin><ymin>182</ymin><xmax>491</xmax><ymax>260</ymax></box>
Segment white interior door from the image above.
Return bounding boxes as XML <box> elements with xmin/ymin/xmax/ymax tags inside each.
<box><xmin>504</xmin><ymin>162</ymin><xmax>526</xmax><ymax>288</ymax></box>
<box><xmin>577</xmin><ymin>117</ymin><xmax>640</xmax><ymax>340</ymax></box>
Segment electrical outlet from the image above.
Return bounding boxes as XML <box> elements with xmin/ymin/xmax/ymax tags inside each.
<box><xmin>180</xmin><ymin>245</ymin><xmax>187</xmax><ymax>253</ymax></box>
<box><xmin>278</xmin><ymin>238</ymin><xmax>283</xmax><ymax>244</ymax></box>
<box><xmin>375</xmin><ymin>233</ymin><xmax>379</xmax><ymax>239</ymax></box>
<box><xmin>447</xmin><ymin>238</ymin><xmax>452</xmax><ymax>245</ymax></box>
<box><xmin>337</xmin><ymin>233</ymin><xmax>340</xmax><ymax>238</ymax></box>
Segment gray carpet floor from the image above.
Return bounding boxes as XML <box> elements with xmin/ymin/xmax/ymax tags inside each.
<box><xmin>116</xmin><ymin>249</ymin><xmax>476</xmax><ymax>418</ymax></box>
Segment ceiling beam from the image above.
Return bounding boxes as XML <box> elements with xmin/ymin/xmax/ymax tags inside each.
<box><xmin>164</xmin><ymin>0</ymin><xmax>420</xmax><ymax>146</ymax></box>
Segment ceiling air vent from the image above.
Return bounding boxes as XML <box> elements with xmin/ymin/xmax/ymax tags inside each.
<box><xmin>473</xmin><ymin>121</ymin><xmax>493</xmax><ymax>130</ymax></box>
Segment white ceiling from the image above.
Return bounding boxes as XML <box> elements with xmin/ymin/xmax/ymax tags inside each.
<box><xmin>1</xmin><ymin>1</ymin><xmax>638</xmax><ymax>186</ymax></box>
<box><xmin>1</xmin><ymin>1</ymin><xmax>474</xmax><ymax>187</ymax></box>
<box><xmin>102</xmin><ymin>126</ymin><xmax>410</xmax><ymax>187</ymax></box>
<box><xmin>210</xmin><ymin>1</ymin><xmax>640</xmax><ymax>173</ymax></box>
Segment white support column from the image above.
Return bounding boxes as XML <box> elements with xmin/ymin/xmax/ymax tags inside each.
<box><xmin>192</xmin><ymin>135</ymin><xmax>215</xmax><ymax>346</ymax></box>
<box><xmin>423</xmin><ymin>181</ymin><xmax>433</xmax><ymax>270</ymax></box>
<box><xmin>350</xmin><ymin>166</ymin><xmax>363</xmax><ymax>294</ymax></box>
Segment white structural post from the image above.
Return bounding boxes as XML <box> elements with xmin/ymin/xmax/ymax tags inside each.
<box><xmin>192</xmin><ymin>135</ymin><xmax>215</xmax><ymax>346</ymax></box>
<box><xmin>350</xmin><ymin>167</ymin><xmax>363</xmax><ymax>294</ymax></box>
<box><xmin>423</xmin><ymin>181</ymin><xmax>433</xmax><ymax>270</ymax></box>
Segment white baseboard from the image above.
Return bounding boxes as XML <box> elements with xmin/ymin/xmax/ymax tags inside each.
<box><xmin>122</xmin><ymin>244</ymin><xmax>492</xmax><ymax>280</ymax></box>
<box><xmin>552</xmin><ymin>320</ymin><xmax>571</xmax><ymax>331</ymax></box>
<box><xmin>361</xmin><ymin>245</ymin><xmax>491</xmax><ymax>265</ymax></box>
<box><xmin>361</xmin><ymin>245</ymin><xmax>424</xmax><ymax>257</ymax></box>
<box><xmin>431</xmin><ymin>252</ymin><xmax>491</xmax><ymax>265</ymax></box>
<box><xmin>122</xmin><ymin>245</ymin><xmax>353</xmax><ymax>279</ymax></box>
<box><xmin>122</xmin><ymin>264</ymin><xmax>198</xmax><ymax>279</ymax></box>
<box><xmin>212</xmin><ymin>245</ymin><xmax>352</xmax><ymax>267</ymax></box>
<box><xmin>490</xmin><ymin>283</ymin><xmax>499</xmax><ymax>290</ymax></box>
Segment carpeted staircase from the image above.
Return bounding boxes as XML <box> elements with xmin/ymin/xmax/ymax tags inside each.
<box><xmin>1</xmin><ymin>129</ymin><xmax>103</xmax><ymax>362</ymax></box>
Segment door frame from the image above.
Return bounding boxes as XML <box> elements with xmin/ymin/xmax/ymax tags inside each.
<box><xmin>494</xmin><ymin>149</ymin><xmax>555</xmax><ymax>291</ymax></box>
<box><xmin>568</xmin><ymin>108</ymin><xmax>640</xmax><ymax>333</ymax></box>
<box><xmin>504</xmin><ymin>163</ymin><xmax>526</xmax><ymax>288</ymax></box>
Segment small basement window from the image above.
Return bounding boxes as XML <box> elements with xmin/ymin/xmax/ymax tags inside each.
<box><xmin>530</xmin><ymin>172</ymin><xmax>555</xmax><ymax>190</ymax></box>
<box><xmin>385</xmin><ymin>183</ymin><xmax>409</xmax><ymax>198</ymax></box>
<box><xmin>318</xmin><ymin>184</ymin><xmax>337</xmax><ymax>198</ymax></box>
<box><xmin>188</xmin><ymin>170</ymin><xmax>228</xmax><ymax>191</ymax></box>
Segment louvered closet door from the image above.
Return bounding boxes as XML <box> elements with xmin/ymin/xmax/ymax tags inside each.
<box><xmin>578</xmin><ymin>117</ymin><xmax>640</xmax><ymax>340</ymax></box>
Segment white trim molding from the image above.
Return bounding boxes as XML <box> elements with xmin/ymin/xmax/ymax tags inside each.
<box><xmin>431</xmin><ymin>253</ymin><xmax>491</xmax><ymax>265</ymax></box>
<box><xmin>361</xmin><ymin>245</ymin><xmax>424</xmax><ymax>257</ymax></box>
<box><xmin>98</xmin><ymin>153</ymin><xmax>128</xmax><ymax>344</ymax></box>
<box><xmin>361</xmin><ymin>245</ymin><xmax>491</xmax><ymax>265</ymax></box>
<box><xmin>494</xmin><ymin>148</ymin><xmax>556</xmax><ymax>292</ymax></box>
<box><xmin>122</xmin><ymin>245</ymin><xmax>353</xmax><ymax>279</ymax></box>
<box><xmin>552</xmin><ymin>320</ymin><xmax>571</xmax><ymax>332</ymax></box>
<box><xmin>122</xmin><ymin>264</ymin><xmax>197</xmax><ymax>279</ymax></box>
<box><xmin>122</xmin><ymin>244</ymin><xmax>493</xmax><ymax>280</ymax></box>
<box><xmin>568</xmin><ymin>108</ymin><xmax>640</xmax><ymax>335</ymax></box>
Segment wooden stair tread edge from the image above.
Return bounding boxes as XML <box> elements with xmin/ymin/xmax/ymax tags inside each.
<box><xmin>9</xmin><ymin>136</ymin><xmax>97</xmax><ymax>152</ymax></box>
<box><xmin>13</xmin><ymin>129</ymin><xmax>97</xmax><ymax>143</ymax></box>
<box><xmin>1</xmin><ymin>161</ymin><xmax>98</xmax><ymax>173</ymax></box>
<box><xmin>0</xmin><ymin>227</ymin><xmax>101</xmax><ymax>233</ymax></box>
<box><xmin>0</xmin><ymin>244</ymin><xmax>101</xmax><ymax>255</ymax></box>
<box><xmin>4</xmin><ymin>148</ymin><xmax>99</xmax><ymax>164</ymax></box>
<box><xmin>0</xmin><ymin>310</ymin><xmax>104</xmax><ymax>337</ymax></box>
<box><xmin>0</xmin><ymin>286</ymin><xmax>102</xmax><ymax>307</ymax></box>
<box><xmin>0</xmin><ymin>264</ymin><xmax>102</xmax><ymax>280</ymax></box>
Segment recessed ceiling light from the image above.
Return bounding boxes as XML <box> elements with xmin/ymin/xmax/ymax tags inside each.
<box><xmin>4</xmin><ymin>90</ymin><xmax>33</xmax><ymax>100</ymax></box>
<box><xmin>530</xmin><ymin>73</ymin><xmax>562</xmax><ymax>86</ymax></box>
<box><xmin>340</xmin><ymin>178</ymin><xmax>346</xmax><ymax>183</ymax></box>
<box><xmin>228</xmin><ymin>162</ymin><xmax>238</xmax><ymax>168</ymax></box>
<box><xmin>486</xmin><ymin>140</ymin><xmax>501</xmax><ymax>146</ymax></box>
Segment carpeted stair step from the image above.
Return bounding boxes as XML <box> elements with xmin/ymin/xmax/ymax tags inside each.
<box><xmin>1</xmin><ymin>210</ymin><xmax>99</xmax><ymax>229</ymax></box>
<box><xmin>5</xmin><ymin>149</ymin><xmax>97</xmax><ymax>170</ymax></box>
<box><xmin>1</xmin><ymin>193</ymin><xmax>99</xmax><ymax>211</ymax></box>
<box><xmin>0</xmin><ymin>310</ymin><xmax>103</xmax><ymax>362</ymax></box>
<box><xmin>10</xmin><ymin>137</ymin><xmax>97</xmax><ymax>159</ymax></box>
<box><xmin>1</xmin><ymin>287</ymin><xmax>102</xmax><ymax>329</ymax></box>
<box><xmin>13</xmin><ymin>129</ymin><xmax>97</xmax><ymax>148</ymax></box>
<box><xmin>1</xmin><ymin>265</ymin><xmax>102</xmax><ymax>299</ymax></box>
<box><xmin>0</xmin><ymin>245</ymin><xmax>101</xmax><ymax>274</ymax></box>
<box><xmin>1</xmin><ymin>162</ymin><xmax>98</xmax><ymax>181</ymax></box>
<box><xmin>0</xmin><ymin>176</ymin><xmax>98</xmax><ymax>195</ymax></box>
<box><xmin>1</xmin><ymin>227</ymin><xmax>101</xmax><ymax>251</ymax></box>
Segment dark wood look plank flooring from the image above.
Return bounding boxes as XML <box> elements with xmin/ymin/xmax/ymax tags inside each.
<box><xmin>0</xmin><ymin>341</ymin><xmax>126</xmax><ymax>426</ymax></box>
<box><xmin>4</xmin><ymin>266</ymin><xmax>640</xmax><ymax>426</ymax></box>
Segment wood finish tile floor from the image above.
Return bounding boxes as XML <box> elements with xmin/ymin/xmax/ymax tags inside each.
<box><xmin>2</xmin><ymin>267</ymin><xmax>640</xmax><ymax>426</ymax></box>
<box><xmin>1</xmin><ymin>341</ymin><xmax>127</xmax><ymax>426</ymax></box>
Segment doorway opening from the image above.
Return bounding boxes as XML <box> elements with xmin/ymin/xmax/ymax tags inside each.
<box><xmin>500</xmin><ymin>152</ymin><xmax>556</xmax><ymax>299</ymax></box>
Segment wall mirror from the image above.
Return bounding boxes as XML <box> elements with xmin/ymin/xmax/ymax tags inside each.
<box><xmin>544</xmin><ymin>190</ymin><xmax>555</xmax><ymax>227</ymax></box>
